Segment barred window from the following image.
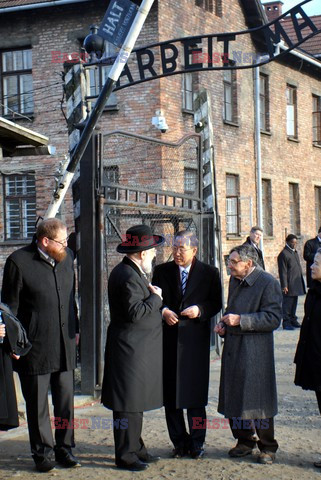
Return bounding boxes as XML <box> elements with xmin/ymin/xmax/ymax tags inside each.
<box><xmin>182</xmin><ymin>73</ymin><xmax>194</xmax><ymax>113</ymax></box>
<box><xmin>289</xmin><ymin>182</ymin><xmax>300</xmax><ymax>235</ymax></box>
<box><xmin>1</xmin><ymin>48</ymin><xmax>34</xmax><ymax>116</ymax></box>
<box><xmin>226</xmin><ymin>174</ymin><xmax>240</xmax><ymax>235</ymax></box>
<box><xmin>286</xmin><ymin>85</ymin><xmax>298</xmax><ymax>139</ymax></box>
<box><xmin>312</xmin><ymin>95</ymin><xmax>321</xmax><ymax>145</ymax></box>
<box><xmin>260</xmin><ymin>74</ymin><xmax>270</xmax><ymax>132</ymax></box>
<box><xmin>87</xmin><ymin>43</ymin><xmax>117</xmax><ymax>108</ymax></box>
<box><xmin>3</xmin><ymin>174</ymin><xmax>36</xmax><ymax>240</ymax></box>
<box><xmin>223</xmin><ymin>69</ymin><xmax>237</xmax><ymax>123</ymax></box>
<box><xmin>195</xmin><ymin>0</ymin><xmax>222</xmax><ymax>15</ymax></box>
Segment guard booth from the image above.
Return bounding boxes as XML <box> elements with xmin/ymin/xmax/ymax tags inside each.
<box><xmin>78</xmin><ymin>129</ymin><xmax>223</xmax><ymax>396</ymax></box>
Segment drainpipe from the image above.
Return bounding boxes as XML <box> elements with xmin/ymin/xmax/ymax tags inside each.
<box><xmin>254</xmin><ymin>64</ymin><xmax>264</xmax><ymax>253</ymax></box>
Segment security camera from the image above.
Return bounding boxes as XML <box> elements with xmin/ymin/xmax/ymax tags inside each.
<box><xmin>152</xmin><ymin>114</ymin><xmax>169</xmax><ymax>133</ymax></box>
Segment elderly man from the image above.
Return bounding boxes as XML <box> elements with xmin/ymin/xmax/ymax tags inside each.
<box><xmin>153</xmin><ymin>230</ymin><xmax>222</xmax><ymax>459</ymax></box>
<box><xmin>215</xmin><ymin>244</ymin><xmax>282</xmax><ymax>465</ymax></box>
<box><xmin>101</xmin><ymin>224</ymin><xmax>165</xmax><ymax>472</ymax></box>
<box><xmin>1</xmin><ymin>218</ymin><xmax>79</xmax><ymax>472</ymax></box>
<box><xmin>277</xmin><ymin>234</ymin><xmax>306</xmax><ymax>330</ymax></box>
<box><xmin>304</xmin><ymin>226</ymin><xmax>321</xmax><ymax>288</ymax></box>
<box><xmin>243</xmin><ymin>226</ymin><xmax>265</xmax><ymax>270</ymax></box>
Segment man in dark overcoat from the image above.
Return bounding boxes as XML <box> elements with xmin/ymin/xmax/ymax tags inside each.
<box><xmin>303</xmin><ymin>226</ymin><xmax>321</xmax><ymax>288</ymax></box>
<box><xmin>101</xmin><ymin>224</ymin><xmax>165</xmax><ymax>472</ymax></box>
<box><xmin>152</xmin><ymin>230</ymin><xmax>222</xmax><ymax>459</ymax></box>
<box><xmin>277</xmin><ymin>234</ymin><xmax>306</xmax><ymax>330</ymax></box>
<box><xmin>215</xmin><ymin>244</ymin><xmax>282</xmax><ymax>465</ymax></box>
<box><xmin>1</xmin><ymin>218</ymin><xmax>79</xmax><ymax>472</ymax></box>
<box><xmin>243</xmin><ymin>226</ymin><xmax>265</xmax><ymax>270</ymax></box>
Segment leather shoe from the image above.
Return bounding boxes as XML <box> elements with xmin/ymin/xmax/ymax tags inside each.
<box><xmin>55</xmin><ymin>448</ymin><xmax>81</xmax><ymax>468</ymax></box>
<box><xmin>291</xmin><ymin>320</ymin><xmax>301</xmax><ymax>328</ymax></box>
<box><xmin>257</xmin><ymin>451</ymin><xmax>275</xmax><ymax>464</ymax></box>
<box><xmin>283</xmin><ymin>324</ymin><xmax>295</xmax><ymax>330</ymax></box>
<box><xmin>314</xmin><ymin>460</ymin><xmax>321</xmax><ymax>468</ymax></box>
<box><xmin>116</xmin><ymin>459</ymin><xmax>149</xmax><ymax>471</ymax></box>
<box><xmin>190</xmin><ymin>447</ymin><xmax>205</xmax><ymax>459</ymax></box>
<box><xmin>34</xmin><ymin>458</ymin><xmax>55</xmax><ymax>473</ymax></box>
<box><xmin>172</xmin><ymin>446</ymin><xmax>188</xmax><ymax>458</ymax></box>
<box><xmin>228</xmin><ymin>444</ymin><xmax>253</xmax><ymax>457</ymax></box>
<box><xmin>139</xmin><ymin>454</ymin><xmax>160</xmax><ymax>463</ymax></box>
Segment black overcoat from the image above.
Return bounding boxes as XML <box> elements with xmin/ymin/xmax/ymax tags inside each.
<box><xmin>277</xmin><ymin>245</ymin><xmax>306</xmax><ymax>296</ymax></box>
<box><xmin>294</xmin><ymin>281</ymin><xmax>321</xmax><ymax>391</ymax></box>
<box><xmin>0</xmin><ymin>303</ymin><xmax>31</xmax><ymax>430</ymax></box>
<box><xmin>243</xmin><ymin>237</ymin><xmax>265</xmax><ymax>270</ymax></box>
<box><xmin>152</xmin><ymin>258</ymin><xmax>222</xmax><ymax>409</ymax></box>
<box><xmin>303</xmin><ymin>237</ymin><xmax>321</xmax><ymax>288</ymax></box>
<box><xmin>101</xmin><ymin>256</ymin><xmax>163</xmax><ymax>412</ymax></box>
<box><xmin>1</xmin><ymin>243</ymin><xmax>77</xmax><ymax>375</ymax></box>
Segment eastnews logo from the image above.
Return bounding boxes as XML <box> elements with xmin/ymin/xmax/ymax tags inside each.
<box><xmin>51</xmin><ymin>417</ymin><xmax>128</xmax><ymax>430</ymax></box>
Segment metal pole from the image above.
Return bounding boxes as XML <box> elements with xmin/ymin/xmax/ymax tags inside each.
<box><xmin>45</xmin><ymin>0</ymin><xmax>155</xmax><ymax>219</ymax></box>
<box><xmin>254</xmin><ymin>65</ymin><xmax>263</xmax><ymax>253</ymax></box>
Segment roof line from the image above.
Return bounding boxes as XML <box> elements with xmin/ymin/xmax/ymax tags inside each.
<box><xmin>0</xmin><ymin>0</ymin><xmax>91</xmax><ymax>13</ymax></box>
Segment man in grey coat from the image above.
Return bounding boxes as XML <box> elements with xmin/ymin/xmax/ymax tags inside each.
<box><xmin>215</xmin><ymin>244</ymin><xmax>282</xmax><ymax>465</ymax></box>
<box><xmin>277</xmin><ymin>234</ymin><xmax>306</xmax><ymax>330</ymax></box>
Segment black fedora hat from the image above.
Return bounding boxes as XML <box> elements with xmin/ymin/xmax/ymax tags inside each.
<box><xmin>117</xmin><ymin>224</ymin><xmax>165</xmax><ymax>254</ymax></box>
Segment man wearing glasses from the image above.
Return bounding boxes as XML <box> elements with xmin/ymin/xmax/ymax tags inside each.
<box><xmin>152</xmin><ymin>230</ymin><xmax>222</xmax><ymax>459</ymax></box>
<box><xmin>1</xmin><ymin>218</ymin><xmax>80</xmax><ymax>472</ymax></box>
<box><xmin>215</xmin><ymin>244</ymin><xmax>282</xmax><ymax>465</ymax></box>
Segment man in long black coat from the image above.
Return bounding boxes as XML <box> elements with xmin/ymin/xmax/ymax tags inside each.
<box><xmin>1</xmin><ymin>218</ymin><xmax>79</xmax><ymax>472</ymax></box>
<box><xmin>303</xmin><ymin>226</ymin><xmax>321</xmax><ymax>288</ymax></box>
<box><xmin>101</xmin><ymin>224</ymin><xmax>165</xmax><ymax>472</ymax></box>
<box><xmin>277</xmin><ymin>234</ymin><xmax>306</xmax><ymax>330</ymax></box>
<box><xmin>152</xmin><ymin>230</ymin><xmax>222</xmax><ymax>459</ymax></box>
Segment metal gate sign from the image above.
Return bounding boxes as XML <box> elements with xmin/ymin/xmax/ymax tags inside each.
<box><xmin>98</xmin><ymin>0</ymin><xmax>138</xmax><ymax>48</ymax></box>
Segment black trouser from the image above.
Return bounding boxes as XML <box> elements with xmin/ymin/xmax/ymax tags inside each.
<box><xmin>282</xmin><ymin>295</ymin><xmax>298</xmax><ymax>327</ymax></box>
<box><xmin>316</xmin><ymin>391</ymin><xmax>321</xmax><ymax>414</ymax></box>
<box><xmin>19</xmin><ymin>370</ymin><xmax>74</xmax><ymax>461</ymax></box>
<box><xmin>165</xmin><ymin>407</ymin><xmax>206</xmax><ymax>451</ymax></box>
<box><xmin>113</xmin><ymin>411</ymin><xmax>148</xmax><ymax>465</ymax></box>
<box><xmin>229</xmin><ymin>417</ymin><xmax>278</xmax><ymax>453</ymax></box>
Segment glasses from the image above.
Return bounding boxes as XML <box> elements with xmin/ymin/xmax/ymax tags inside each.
<box><xmin>227</xmin><ymin>258</ymin><xmax>243</xmax><ymax>266</ymax></box>
<box><xmin>47</xmin><ymin>235</ymin><xmax>69</xmax><ymax>246</ymax></box>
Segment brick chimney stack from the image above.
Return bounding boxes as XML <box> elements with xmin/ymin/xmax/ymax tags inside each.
<box><xmin>263</xmin><ymin>1</ymin><xmax>284</xmax><ymax>21</ymax></box>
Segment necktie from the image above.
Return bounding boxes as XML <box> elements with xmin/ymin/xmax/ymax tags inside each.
<box><xmin>181</xmin><ymin>269</ymin><xmax>188</xmax><ymax>295</ymax></box>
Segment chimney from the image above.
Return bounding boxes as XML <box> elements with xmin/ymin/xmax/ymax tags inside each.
<box><xmin>263</xmin><ymin>1</ymin><xmax>283</xmax><ymax>21</ymax></box>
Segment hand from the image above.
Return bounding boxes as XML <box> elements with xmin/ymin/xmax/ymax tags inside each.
<box><xmin>10</xmin><ymin>353</ymin><xmax>20</xmax><ymax>360</ymax></box>
<box><xmin>221</xmin><ymin>313</ymin><xmax>241</xmax><ymax>327</ymax></box>
<box><xmin>148</xmin><ymin>284</ymin><xmax>162</xmax><ymax>299</ymax></box>
<box><xmin>163</xmin><ymin>308</ymin><xmax>179</xmax><ymax>326</ymax></box>
<box><xmin>180</xmin><ymin>305</ymin><xmax>200</xmax><ymax>319</ymax></box>
<box><xmin>0</xmin><ymin>324</ymin><xmax>5</xmax><ymax>337</ymax></box>
<box><xmin>214</xmin><ymin>321</ymin><xmax>226</xmax><ymax>336</ymax></box>
<box><xmin>283</xmin><ymin>287</ymin><xmax>288</xmax><ymax>294</ymax></box>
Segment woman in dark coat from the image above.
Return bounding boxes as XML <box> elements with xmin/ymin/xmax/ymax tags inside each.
<box><xmin>294</xmin><ymin>247</ymin><xmax>321</xmax><ymax>468</ymax></box>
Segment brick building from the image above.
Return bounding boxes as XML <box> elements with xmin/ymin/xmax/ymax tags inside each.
<box><xmin>0</xmin><ymin>0</ymin><xmax>320</xmax><ymax>289</ymax></box>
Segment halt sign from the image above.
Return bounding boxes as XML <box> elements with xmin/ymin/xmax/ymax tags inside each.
<box><xmin>98</xmin><ymin>0</ymin><xmax>138</xmax><ymax>48</ymax></box>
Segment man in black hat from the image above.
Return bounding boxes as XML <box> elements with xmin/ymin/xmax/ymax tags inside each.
<box><xmin>101</xmin><ymin>224</ymin><xmax>165</xmax><ymax>472</ymax></box>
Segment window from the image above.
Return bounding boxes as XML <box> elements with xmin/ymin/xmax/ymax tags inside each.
<box><xmin>286</xmin><ymin>85</ymin><xmax>298</xmax><ymax>138</ymax></box>
<box><xmin>184</xmin><ymin>168</ymin><xmax>197</xmax><ymax>209</ymax></box>
<box><xmin>226</xmin><ymin>174</ymin><xmax>240</xmax><ymax>235</ymax></box>
<box><xmin>195</xmin><ymin>0</ymin><xmax>222</xmax><ymax>15</ymax></box>
<box><xmin>262</xmin><ymin>179</ymin><xmax>273</xmax><ymax>236</ymax></box>
<box><xmin>103</xmin><ymin>166</ymin><xmax>119</xmax><ymax>236</ymax></box>
<box><xmin>182</xmin><ymin>73</ymin><xmax>194</xmax><ymax>112</ymax></box>
<box><xmin>87</xmin><ymin>42</ymin><xmax>117</xmax><ymax>108</ymax></box>
<box><xmin>289</xmin><ymin>183</ymin><xmax>300</xmax><ymax>235</ymax></box>
<box><xmin>223</xmin><ymin>68</ymin><xmax>237</xmax><ymax>123</ymax></box>
<box><xmin>3</xmin><ymin>174</ymin><xmax>36</xmax><ymax>240</ymax></box>
<box><xmin>260</xmin><ymin>74</ymin><xmax>270</xmax><ymax>132</ymax></box>
<box><xmin>315</xmin><ymin>186</ymin><xmax>321</xmax><ymax>231</ymax></box>
<box><xmin>312</xmin><ymin>95</ymin><xmax>321</xmax><ymax>145</ymax></box>
<box><xmin>1</xmin><ymin>48</ymin><xmax>34</xmax><ymax>116</ymax></box>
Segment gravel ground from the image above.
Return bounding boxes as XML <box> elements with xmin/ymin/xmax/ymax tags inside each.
<box><xmin>1</xmin><ymin>299</ymin><xmax>320</xmax><ymax>480</ymax></box>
